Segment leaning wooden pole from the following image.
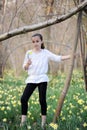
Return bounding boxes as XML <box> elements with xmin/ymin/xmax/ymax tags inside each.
<box><xmin>53</xmin><ymin>12</ymin><xmax>82</xmax><ymax>123</ymax></box>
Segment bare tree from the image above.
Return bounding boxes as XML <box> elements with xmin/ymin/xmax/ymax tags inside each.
<box><xmin>0</xmin><ymin>0</ymin><xmax>4</xmax><ymax>77</ymax></box>
<box><xmin>0</xmin><ymin>0</ymin><xmax>87</xmax><ymax>42</ymax></box>
<box><xmin>0</xmin><ymin>42</ymin><xmax>4</xmax><ymax>77</ymax></box>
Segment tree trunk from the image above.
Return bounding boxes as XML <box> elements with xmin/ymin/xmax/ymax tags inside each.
<box><xmin>0</xmin><ymin>42</ymin><xmax>3</xmax><ymax>78</ymax></box>
<box><xmin>0</xmin><ymin>0</ymin><xmax>7</xmax><ymax>78</ymax></box>
<box><xmin>44</xmin><ymin>0</ymin><xmax>54</xmax><ymax>43</ymax></box>
<box><xmin>53</xmin><ymin>11</ymin><xmax>82</xmax><ymax>123</ymax></box>
<box><xmin>45</xmin><ymin>0</ymin><xmax>54</xmax><ymax>15</ymax></box>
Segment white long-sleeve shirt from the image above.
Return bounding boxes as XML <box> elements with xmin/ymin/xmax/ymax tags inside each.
<box><xmin>23</xmin><ymin>49</ymin><xmax>62</xmax><ymax>83</ymax></box>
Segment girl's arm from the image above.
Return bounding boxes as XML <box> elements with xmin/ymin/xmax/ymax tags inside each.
<box><xmin>23</xmin><ymin>51</ymin><xmax>32</xmax><ymax>70</ymax></box>
<box><xmin>61</xmin><ymin>54</ymin><xmax>77</xmax><ymax>61</ymax></box>
<box><xmin>46</xmin><ymin>50</ymin><xmax>71</xmax><ymax>62</ymax></box>
<box><xmin>24</xmin><ymin>60</ymin><xmax>32</xmax><ymax>70</ymax></box>
<box><xmin>46</xmin><ymin>49</ymin><xmax>76</xmax><ymax>62</ymax></box>
<box><xmin>61</xmin><ymin>55</ymin><xmax>71</xmax><ymax>61</ymax></box>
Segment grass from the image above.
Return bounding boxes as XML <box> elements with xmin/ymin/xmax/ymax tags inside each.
<box><xmin>0</xmin><ymin>70</ymin><xmax>87</xmax><ymax>130</ymax></box>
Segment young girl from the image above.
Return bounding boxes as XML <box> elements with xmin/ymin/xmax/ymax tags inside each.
<box><xmin>20</xmin><ymin>33</ymin><xmax>71</xmax><ymax>129</ymax></box>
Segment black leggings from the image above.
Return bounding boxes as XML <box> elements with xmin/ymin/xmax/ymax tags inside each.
<box><xmin>21</xmin><ymin>82</ymin><xmax>47</xmax><ymax>115</ymax></box>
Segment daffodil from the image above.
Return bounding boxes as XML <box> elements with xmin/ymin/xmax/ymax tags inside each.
<box><xmin>1</xmin><ymin>106</ymin><xmax>5</xmax><ymax>111</ymax></box>
<box><xmin>84</xmin><ymin>106</ymin><xmax>87</xmax><ymax>110</ymax></box>
<box><xmin>49</xmin><ymin>122</ymin><xmax>58</xmax><ymax>130</ymax></box>
<box><xmin>78</xmin><ymin>99</ymin><xmax>84</xmax><ymax>105</ymax></box>
<box><xmin>3</xmin><ymin>118</ymin><xmax>7</xmax><ymax>122</ymax></box>
<box><xmin>62</xmin><ymin>116</ymin><xmax>66</xmax><ymax>121</ymax></box>
<box><xmin>27</xmin><ymin>125</ymin><xmax>31</xmax><ymax>130</ymax></box>
<box><xmin>83</xmin><ymin>122</ymin><xmax>87</xmax><ymax>127</ymax></box>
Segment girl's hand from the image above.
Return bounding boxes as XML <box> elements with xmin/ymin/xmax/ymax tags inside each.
<box><xmin>27</xmin><ymin>59</ymin><xmax>32</xmax><ymax>66</ymax></box>
<box><xmin>24</xmin><ymin>59</ymin><xmax>32</xmax><ymax>70</ymax></box>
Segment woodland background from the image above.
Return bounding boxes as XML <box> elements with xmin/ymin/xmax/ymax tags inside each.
<box><xmin>0</xmin><ymin>0</ymin><xmax>87</xmax><ymax>76</ymax></box>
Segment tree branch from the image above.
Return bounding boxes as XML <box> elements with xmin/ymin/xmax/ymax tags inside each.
<box><xmin>0</xmin><ymin>0</ymin><xmax>87</xmax><ymax>42</ymax></box>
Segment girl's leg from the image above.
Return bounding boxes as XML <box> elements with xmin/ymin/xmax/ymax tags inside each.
<box><xmin>38</xmin><ymin>82</ymin><xmax>47</xmax><ymax>128</ymax></box>
<box><xmin>20</xmin><ymin>83</ymin><xmax>37</xmax><ymax>125</ymax></box>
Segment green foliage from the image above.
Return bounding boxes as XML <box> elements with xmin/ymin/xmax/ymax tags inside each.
<box><xmin>0</xmin><ymin>70</ymin><xmax>87</xmax><ymax>130</ymax></box>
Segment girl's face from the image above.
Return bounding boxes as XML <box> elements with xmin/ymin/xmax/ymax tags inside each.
<box><xmin>32</xmin><ymin>36</ymin><xmax>42</xmax><ymax>50</ymax></box>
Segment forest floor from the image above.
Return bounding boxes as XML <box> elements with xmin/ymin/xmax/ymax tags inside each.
<box><xmin>0</xmin><ymin>70</ymin><xmax>87</xmax><ymax>130</ymax></box>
